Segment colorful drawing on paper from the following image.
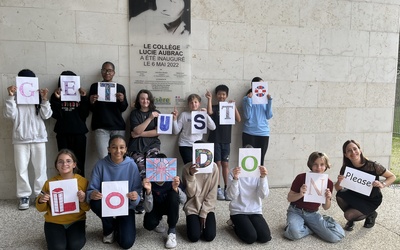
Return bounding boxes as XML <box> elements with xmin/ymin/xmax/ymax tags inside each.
<box><xmin>254</xmin><ymin>85</ymin><xmax>267</xmax><ymax>97</ymax></box>
<box><xmin>146</xmin><ymin>158</ymin><xmax>177</xmax><ymax>182</ymax></box>
<box><xmin>49</xmin><ymin>179</ymin><xmax>79</xmax><ymax>216</ymax></box>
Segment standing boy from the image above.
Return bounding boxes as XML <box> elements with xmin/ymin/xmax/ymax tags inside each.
<box><xmin>206</xmin><ymin>85</ymin><xmax>241</xmax><ymax>200</ymax></box>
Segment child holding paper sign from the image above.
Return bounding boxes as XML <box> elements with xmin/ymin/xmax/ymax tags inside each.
<box><xmin>172</xmin><ymin>94</ymin><xmax>216</xmax><ymax>164</ymax></box>
<box><xmin>242</xmin><ymin>77</ymin><xmax>273</xmax><ymax>164</ymax></box>
<box><xmin>4</xmin><ymin>69</ymin><xmax>52</xmax><ymax>210</ymax></box>
<box><xmin>182</xmin><ymin>160</ymin><xmax>219</xmax><ymax>242</ymax></box>
<box><xmin>142</xmin><ymin>153</ymin><xmax>187</xmax><ymax>249</ymax></box>
<box><xmin>284</xmin><ymin>152</ymin><xmax>344</xmax><ymax>243</ymax></box>
<box><xmin>206</xmin><ymin>85</ymin><xmax>241</xmax><ymax>201</ymax></box>
<box><xmin>36</xmin><ymin>149</ymin><xmax>89</xmax><ymax>250</ymax></box>
<box><xmin>50</xmin><ymin>71</ymin><xmax>89</xmax><ymax>176</ymax></box>
<box><xmin>89</xmin><ymin>61</ymin><xmax>128</xmax><ymax>160</ymax></box>
<box><xmin>225</xmin><ymin>164</ymin><xmax>271</xmax><ymax>244</ymax></box>
<box><xmin>87</xmin><ymin>135</ymin><xmax>142</xmax><ymax>249</ymax></box>
<box><xmin>335</xmin><ymin>140</ymin><xmax>396</xmax><ymax>231</ymax></box>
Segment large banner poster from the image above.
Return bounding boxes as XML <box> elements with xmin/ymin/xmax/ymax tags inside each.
<box><xmin>129</xmin><ymin>0</ymin><xmax>191</xmax><ymax>107</ymax></box>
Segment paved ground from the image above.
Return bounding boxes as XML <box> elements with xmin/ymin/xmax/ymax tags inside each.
<box><xmin>1</xmin><ymin>187</ymin><xmax>399</xmax><ymax>249</ymax></box>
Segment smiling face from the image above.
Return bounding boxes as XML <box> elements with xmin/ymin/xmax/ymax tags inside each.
<box><xmin>56</xmin><ymin>153</ymin><xmax>77</xmax><ymax>177</ymax></box>
<box><xmin>108</xmin><ymin>137</ymin><xmax>127</xmax><ymax>164</ymax></box>
<box><xmin>156</xmin><ymin>0</ymin><xmax>184</xmax><ymax>21</ymax></box>
<box><xmin>101</xmin><ymin>63</ymin><xmax>115</xmax><ymax>82</ymax></box>
<box><xmin>216</xmin><ymin>90</ymin><xmax>228</xmax><ymax>102</ymax></box>
<box><xmin>311</xmin><ymin>157</ymin><xmax>327</xmax><ymax>174</ymax></box>
<box><xmin>139</xmin><ymin>92</ymin><xmax>150</xmax><ymax>111</ymax></box>
<box><xmin>344</xmin><ymin>142</ymin><xmax>362</xmax><ymax>165</ymax></box>
<box><xmin>188</xmin><ymin>97</ymin><xmax>200</xmax><ymax>111</ymax></box>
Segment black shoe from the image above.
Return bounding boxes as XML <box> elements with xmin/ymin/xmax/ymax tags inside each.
<box><xmin>364</xmin><ymin>211</ymin><xmax>378</xmax><ymax>228</ymax></box>
<box><xmin>344</xmin><ymin>221</ymin><xmax>354</xmax><ymax>231</ymax></box>
<box><xmin>135</xmin><ymin>204</ymin><xmax>144</xmax><ymax>214</ymax></box>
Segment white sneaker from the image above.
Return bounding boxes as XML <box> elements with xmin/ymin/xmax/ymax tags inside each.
<box><xmin>19</xmin><ymin>197</ymin><xmax>29</xmax><ymax>210</ymax></box>
<box><xmin>154</xmin><ymin>221</ymin><xmax>166</xmax><ymax>233</ymax></box>
<box><xmin>165</xmin><ymin>233</ymin><xmax>177</xmax><ymax>248</ymax></box>
<box><xmin>226</xmin><ymin>219</ymin><xmax>234</xmax><ymax>228</ymax></box>
<box><xmin>217</xmin><ymin>188</ymin><xmax>225</xmax><ymax>200</ymax></box>
<box><xmin>103</xmin><ymin>232</ymin><xmax>114</xmax><ymax>243</ymax></box>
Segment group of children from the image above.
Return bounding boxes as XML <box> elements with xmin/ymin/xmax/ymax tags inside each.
<box><xmin>4</xmin><ymin>67</ymin><xmax>396</xmax><ymax>249</ymax></box>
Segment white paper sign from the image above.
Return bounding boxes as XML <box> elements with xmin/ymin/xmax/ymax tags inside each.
<box><xmin>102</xmin><ymin>181</ymin><xmax>129</xmax><ymax>217</ymax></box>
<box><xmin>16</xmin><ymin>77</ymin><xmax>39</xmax><ymax>104</ymax></box>
<box><xmin>49</xmin><ymin>179</ymin><xmax>79</xmax><ymax>216</ymax></box>
<box><xmin>251</xmin><ymin>81</ymin><xmax>268</xmax><ymax>105</ymax></box>
<box><xmin>340</xmin><ymin>167</ymin><xmax>375</xmax><ymax>196</ymax></box>
<box><xmin>191</xmin><ymin>111</ymin><xmax>208</xmax><ymax>134</ymax></box>
<box><xmin>192</xmin><ymin>143</ymin><xmax>214</xmax><ymax>174</ymax></box>
<box><xmin>219</xmin><ymin>102</ymin><xmax>235</xmax><ymax>125</ymax></box>
<box><xmin>304</xmin><ymin>172</ymin><xmax>329</xmax><ymax>204</ymax></box>
<box><xmin>60</xmin><ymin>75</ymin><xmax>81</xmax><ymax>102</ymax></box>
<box><xmin>97</xmin><ymin>82</ymin><xmax>117</xmax><ymax>102</ymax></box>
<box><xmin>238</xmin><ymin>148</ymin><xmax>261</xmax><ymax>178</ymax></box>
<box><xmin>157</xmin><ymin>114</ymin><xmax>173</xmax><ymax>134</ymax></box>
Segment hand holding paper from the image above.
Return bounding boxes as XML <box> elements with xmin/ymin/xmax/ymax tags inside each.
<box><xmin>260</xmin><ymin>166</ymin><xmax>268</xmax><ymax>178</ymax></box>
<box><xmin>77</xmin><ymin>190</ymin><xmax>86</xmax><ymax>203</ymax></box>
<box><xmin>172</xmin><ymin>176</ymin><xmax>180</xmax><ymax>192</ymax></box>
<box><xmin>127</xmin><ymin>191</ymin><xmax>138</xmax><ymax>201</ymax></box>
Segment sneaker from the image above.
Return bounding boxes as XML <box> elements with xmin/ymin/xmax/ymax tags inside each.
<box><xmin>344</xmin><ymin>221</ymin><xmax>354</xmax><ymax>231</ymax></box>
<box><xmin>103</xmin><ymin>232</ymin><xmax>114</xmax><ymax>243</ymax></box>
<box><xmin>226</xmin><ymin>219</ymin><xmax>234</xmax><ymax>228</ymax></box>
<box><xmin>135</xmin><ymin>202</ymin><xmax>144</xmax><ymax>214</ymax></box>
<box><xmin>224</xmin><ymin>190</ymin><xmax>232</xmax><ymax>201</ymax></box>
<box><xmin>154</xmin><ymin>221</ymin><xmax>166</xmax><ymax>233</ymax></box>
<box><xmin>18</xmin><ymin>197</ymin><xmax>29</xmax><ymax>210</ymax></box>
<box><xmin>364</xmin><ymin>211</ymin><xmax>378</xmax><ymax>228</ymax></box>
<box><xmin>165</xmin><ymin>233</ymin><xmax>177</xmax><ymax>248</ymax></box>
<box><xmin>217</xmin><ymin>188</ymin><xmax>225</xmax><ymax>200</ymax></box>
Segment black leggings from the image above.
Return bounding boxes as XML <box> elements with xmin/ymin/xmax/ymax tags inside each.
<box><xmin>143</xmin><ymin>190</ymin><xmax>180</xmax><ymax>230</ymax></box>
<box><xmin>179</xmin><ymin>146</ymin><xmax>193</xmax><ymax>164</ymax></box>
<box><xmin>242</xmin><ymin>133</ymin><xmax>270</xmax><ymax>163</ymax></box>
<box><xmin>231</xmin><ymin>214</ymin><xmax>271</xmax><ymax>244</ymax></box>
<box><xmin>186</xmin><ymin>212</ymin><xmax>216</xmax><ymax>242</ymax></box>
<box><xmin>44</xmin><ymin>220</ymin><xmax>86</xmax><ymax>250</ymax></box>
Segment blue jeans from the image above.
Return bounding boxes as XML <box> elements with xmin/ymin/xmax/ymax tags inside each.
<box><xmin>94</xmin><ymin>129</ymin><xmax>125</xmax><ymax>159</ymax></box>
<box><xmin>284</xmin><ymin>205</ymin><xmax>345</xmax><ymax>243</ymax></box>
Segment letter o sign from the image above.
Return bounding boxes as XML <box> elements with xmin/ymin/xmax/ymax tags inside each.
<box><xmin>241</xmin><ymin>156</ymin><xmax>258</xmax><ymax>172</ymax></box>
<box><xmin>105</xmin><ymin>192</ymin><xmax>124</xmax><ymax>209</ymax></box>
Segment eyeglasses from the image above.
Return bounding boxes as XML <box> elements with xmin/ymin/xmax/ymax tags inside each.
<box><xmin>57</xmin><ymin>160</ymin><xmax>74</xmax><ymax>165</ymax></box>
<box><xmin>101</xmin><ymin>69</ymin><xmax>114</xmax><ymax>74</ymax></box>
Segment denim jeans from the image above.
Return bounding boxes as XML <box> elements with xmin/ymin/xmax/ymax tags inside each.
<box><xmin>94</xmin><ymin>129</ymin><xmax>125</xmax><ymax>159</ymax></box>
<box><xmin>284</xmin><ymin>205</ymin><xmax>345</xmax><ymax>243</ymax></box>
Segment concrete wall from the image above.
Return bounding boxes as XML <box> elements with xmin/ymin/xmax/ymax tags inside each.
<box><xmin>0</xmin><ymin>0</ymin><xmax>399</xmax><ymax>199</ymax></box>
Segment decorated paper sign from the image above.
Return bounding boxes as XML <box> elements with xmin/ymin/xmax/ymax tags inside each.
<box><xmin>192</xmin><ymin>143</ymin><xmax>214</xmax><ymax>174</ymax></box>
<box><xmin>191</xmin><ymin>111</ymin><xmax>208</xmax><ymax>134</ymax></box>
<box><xmin>102</xmin><ymin>181</ymin><xmax>128</xmax><ymax>217</ymax></box>
<box><xmin>340</xmin><ymin>167</ymin><xmax>375</xmax><ymax>196</ymax></box>
<box><xmin>238</xmin><ymin>148</ymin><xmax>261</xmax><ymax>178</ymax></box>
<box><xmin>304</xmin><ymin>172</ymin><xmax>329</xmax><ymax>204</ymax></box>
<box><xmin>251</xmin><ymin>81</ymin><xmax>268</xmax><ymax>105</ymax></box>
<box><xmin>16</xmin><ymin>76</ymin><xmax>39</xmax><ymax>104</ymax></box>
<box><xmin>219</xmin><ymin>102</ymin><xmax>235</xmax><ymax>125</ymax></box>
<box><xmin>157</xmin><ymin>114</ymin><xmax>173</xmax><ymax>134</ymax></box>
<box><xmin>60</xmin><ymin>75</ymin><xmax>81</xmax><ymax>102</ymax></box>
<box><xmin>146</xmin><ymin>158</ymin><xmax>177</xmax><ymax>182</ymax></box>
<box><xmin>97</xmin><ymin>82</ymin><xmax>117</xmax><ymax>102</ymax></box>
<box><xmin>49</xmin><ymin>179</ymin><xmax>79</xmax><ymax>216</ymax></box>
